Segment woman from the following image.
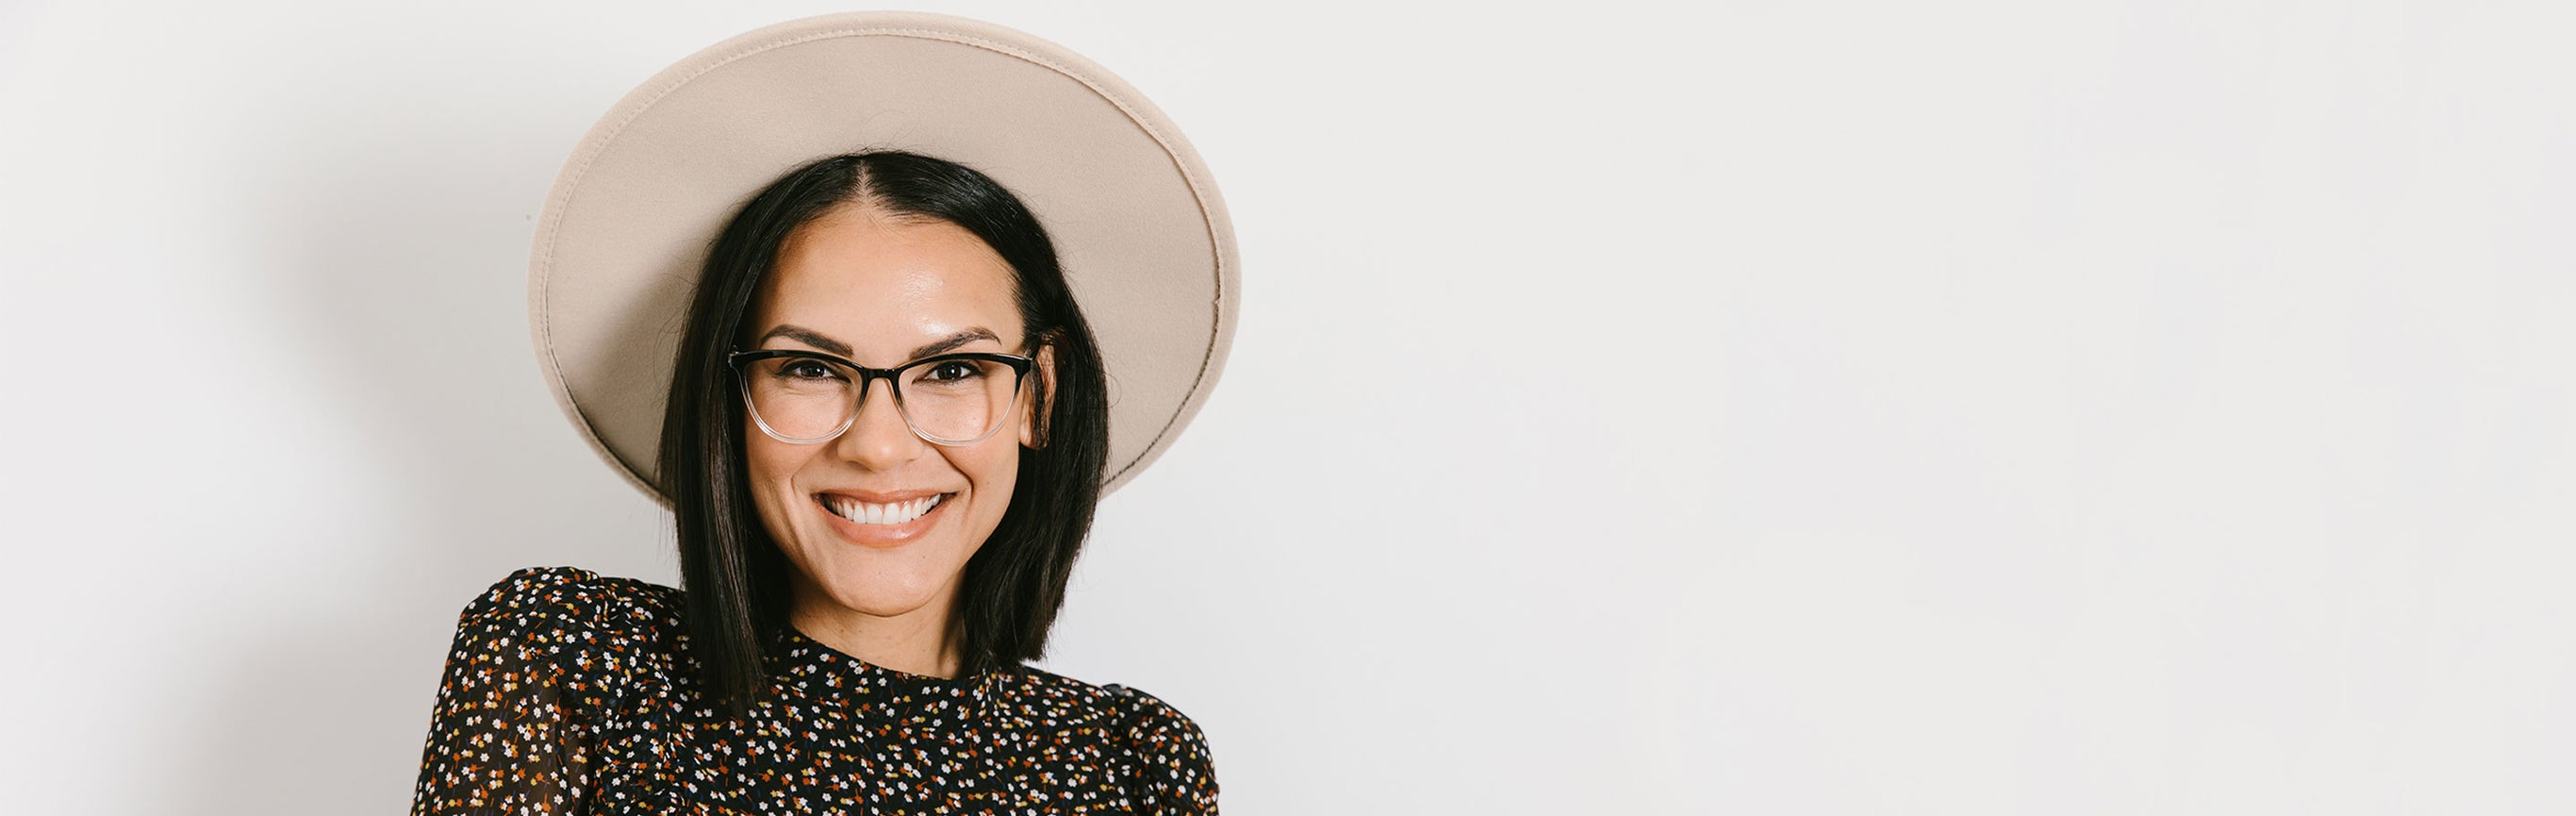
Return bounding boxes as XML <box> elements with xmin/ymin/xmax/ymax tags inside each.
<box><xmin>411</xmin><ymin>14</ymin><xmax>1237</xmax><ymax>815</ymax></box>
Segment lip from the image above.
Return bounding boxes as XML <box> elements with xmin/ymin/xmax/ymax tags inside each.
<box><xmin>817</xmin><ymin>489</ymin><xmax>948</xmax><ymax>504</ymax></box>
<box><xmin>812</xmin><ymin>491</ymin><xmax>953</xmax><ymax>548</ymax></box>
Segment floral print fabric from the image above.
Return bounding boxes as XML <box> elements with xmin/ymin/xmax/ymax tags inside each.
<box><xmin>409</xmin><ymin>567</ymin><xmax>1215</xmax><ymax>814</ymax></box>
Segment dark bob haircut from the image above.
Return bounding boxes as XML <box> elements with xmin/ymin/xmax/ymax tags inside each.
<box><xmin>655</xmin><ymin>151</ymin><xmax>1110</xmax><ymax>716</ymax></box>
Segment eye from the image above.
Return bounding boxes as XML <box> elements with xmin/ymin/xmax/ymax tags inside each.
<box><xmin>918</xmin><ymin>359</ymin><xmax>986</xmax><ymax>383</ymax></box>
<box><xmin>778</xmin><ymin>358</ymin><xmax>844</xmax><ymax>381</ymax></box>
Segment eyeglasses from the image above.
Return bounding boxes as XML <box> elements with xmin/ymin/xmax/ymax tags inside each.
<box><xmin>727</xmin><ymin>348</ymin><xmax>1034</xmax><ymax>446</ymax></box>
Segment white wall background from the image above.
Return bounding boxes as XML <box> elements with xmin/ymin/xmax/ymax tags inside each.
<box><xmin>4</xmin><ymin>1</ymin><xmax>2572</xmax><ymax>813</ymax></box>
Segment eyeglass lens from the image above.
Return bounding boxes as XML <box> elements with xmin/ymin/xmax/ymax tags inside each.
<box><xmin>741</xmin><ymin>356</ymin><xmax>1021</xmax><ymax>443</ymax></box>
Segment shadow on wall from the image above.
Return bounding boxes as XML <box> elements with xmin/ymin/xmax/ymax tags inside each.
<box><xmin>162</xmin><ymin>60</ymin><xmax>675</xmax><ymax>815</ymax></box>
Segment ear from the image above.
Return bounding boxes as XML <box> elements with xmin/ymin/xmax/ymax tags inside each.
<box><xmin>1018</xmin><ymin>343</ymin><xmax>1056</xmax><ymax>449</ymax></box>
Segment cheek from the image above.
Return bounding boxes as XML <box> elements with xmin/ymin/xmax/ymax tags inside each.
<box><xmin>956</xmin><ymin>443</ymin><xmax>1021</xmax><ymax>507</ymax></box>
<box><xmin>742</xmin><ymin>431</ymin><xmax>807</xmax><ymax>508</ymax></box>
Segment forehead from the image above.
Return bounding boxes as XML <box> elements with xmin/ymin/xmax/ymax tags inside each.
<box><xmin>750</xmin><ymin>206</ymin><xmax>1021</xmax><ymax>359</ymax></box>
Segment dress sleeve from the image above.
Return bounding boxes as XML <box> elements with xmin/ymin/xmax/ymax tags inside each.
<box><xmin>409</xmin><ymin>568</ymin><xmax>621</xmax><ymax>815</ymax></box>
<box><xmin>1106</xmin><ymin>685</ymin><xmax>1220</xmax><ymax>816</ymax></box>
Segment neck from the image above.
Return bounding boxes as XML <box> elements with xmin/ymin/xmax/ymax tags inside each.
<box><xmin>784</xmin><ymin>579</ymin><xmax>965</xmax><ymax>679</ymax></box>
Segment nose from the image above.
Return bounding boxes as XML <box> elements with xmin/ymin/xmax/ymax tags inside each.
<box><xmin>832</xmin><ymin>375</ymin><xmax>926</xmax><ymax>468</ymax></box>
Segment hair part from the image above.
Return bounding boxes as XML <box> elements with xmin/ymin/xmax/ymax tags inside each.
<box><xmin>658</xmin><ymin>151</ymin><xmax>1110</xmax><ymax>717</ymax></box>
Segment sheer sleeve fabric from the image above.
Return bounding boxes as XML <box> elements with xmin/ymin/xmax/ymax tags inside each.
<box><xmin>1105</xmin><ymin>685</ymin><xmax>1219</xmax><ymax>815</ymax></box>
<box><xmin>409</xmin><ymin>568</ymin><xmax>626</xmax><ymax>815</ymax></box>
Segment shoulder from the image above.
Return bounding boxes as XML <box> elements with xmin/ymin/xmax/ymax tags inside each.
<box><xmin>1012</xmin><ymin>667</ymin><xmax>1218</xmax><ymax>812</ymax></box>
<box><xmin>417</xmin><ymin>569</ymin><xmax>683</xmax><ymax>808</ymax></box>
<box><xmin>1006</xmin><ymin>666</ymin><xmax>1202</xmax><ymax>732</ymax></box>
<box><xmin>457</xmin><ymin>566</ymin><xmax>682</xmax><ymax>626</ymax></box>
<box><xmin>449</xmin><ymin>566</ymin><xmax>684</xmax><ymax>657</ymax></box>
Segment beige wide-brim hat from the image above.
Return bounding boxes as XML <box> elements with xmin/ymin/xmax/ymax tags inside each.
<box><xmin>530</xmin><ymin>11</ymin><xmax>1238</xmax><ymax>507</ymax></box>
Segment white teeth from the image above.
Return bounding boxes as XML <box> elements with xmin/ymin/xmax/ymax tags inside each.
<box><xmin>826</xmin><ymin>493</ymin><xmax>944</xmax><ymax>525</ymax></box>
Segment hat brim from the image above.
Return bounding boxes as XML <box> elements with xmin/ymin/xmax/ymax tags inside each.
<box><xmin>530</xmin><ymin>11</ymin><xmax>1238</xmax><ymax>507</ymax></box>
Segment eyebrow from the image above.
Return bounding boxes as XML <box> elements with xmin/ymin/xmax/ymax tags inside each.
<box><xmin>755</xmin><ymin>324</ymin><xmax>1003</xmax><ymax>362</ymax></box>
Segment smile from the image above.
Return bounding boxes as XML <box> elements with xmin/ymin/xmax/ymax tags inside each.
<box><xmin>818</xmin><ymin>492</ymin><xmax>949</xmax><ymax>525</ymax></box>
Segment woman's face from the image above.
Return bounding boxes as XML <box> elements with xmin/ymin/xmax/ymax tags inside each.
<box><xmin>742</xmin><ymin>204</ymin><xmax>1038</xmax><ymax>631</ymax></box>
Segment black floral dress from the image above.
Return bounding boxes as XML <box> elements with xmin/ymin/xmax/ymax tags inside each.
<box><xmin>409</xmin><ymin>567</ymin><xmax>1216</xmax><ymax>815</ymax></box>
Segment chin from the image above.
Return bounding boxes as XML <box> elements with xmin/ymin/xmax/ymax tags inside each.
<box><xmin>821</xmin><ymin>579</ymin><xmax>946</xmax><ymax>618</ymax></box>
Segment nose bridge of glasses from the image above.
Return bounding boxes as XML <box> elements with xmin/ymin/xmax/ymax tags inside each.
<box><xmin>832</xmin><ymin>365</ymin><xmax>924</xmax><ymax>450</ymax></box>
<box><xmin>849</xmin><ymin>365</ymin><xmax>910</xmax><ymax>419</ymax></box>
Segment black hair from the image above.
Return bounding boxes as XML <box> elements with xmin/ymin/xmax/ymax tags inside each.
<box><xmin>657</xmin><ymin>151</ymin><xmax>1110</xmax><ymax>717</ymax></box>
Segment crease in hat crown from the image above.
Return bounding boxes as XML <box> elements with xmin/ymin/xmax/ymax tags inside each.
<box><xmin>529</xmin><ymin>11</ymin><xmax>1238</xmax><ymax>508</ymax></box>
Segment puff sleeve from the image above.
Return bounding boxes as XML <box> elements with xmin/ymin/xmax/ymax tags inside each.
<box><xmin>409</xmin><ymin>568</ymin><xmax>626</xmax><ymax>815</ymax></box>
<box><xmin>1103</xmin><ymin>684</ymin><xmax>1220</xmax><ymax>815</ymax></box>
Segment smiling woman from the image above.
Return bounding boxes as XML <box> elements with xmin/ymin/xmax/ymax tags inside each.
<box><xmin>675</xmin><ymin>154</ymin><xmax>1109</xmax><ymax>702</ymax></box>
<box><xmin>641</xmin><ymin>149</ymin><xmax>1150</xmax><ymax>808</ymax></box>
<box><xmin>407</xmin><ymin>12</ymin><xmax>1237</xmax><ymax>816</ymax></box>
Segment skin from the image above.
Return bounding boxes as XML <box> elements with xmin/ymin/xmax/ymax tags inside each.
<box><xmin>741</xmin><ymin>203</ymin><xmax>1050</xmax><ymax>679</ymax></box>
